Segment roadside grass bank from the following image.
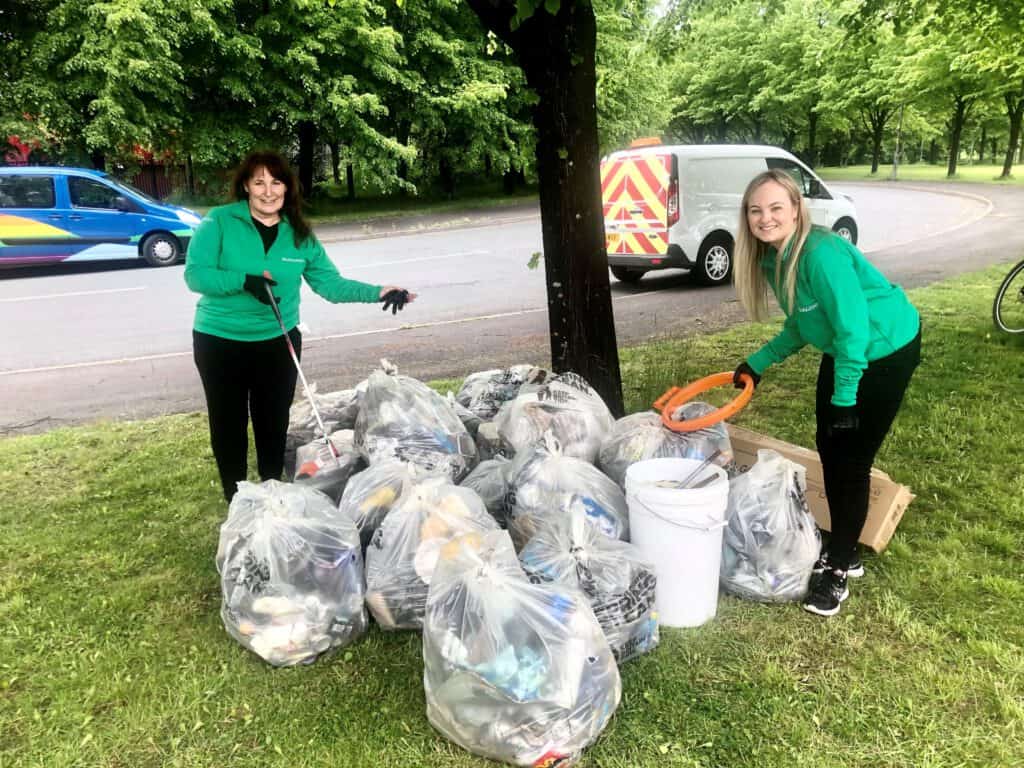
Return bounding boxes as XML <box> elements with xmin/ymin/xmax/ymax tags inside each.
<box><xmin>2</xmin><ymin>266</ymin><xmax>1022</xmax><ymax>768</ymax></box>
<box><xmin>818</xmin><ymin>163</ymin><xmax>1022</xmax><ymax>186</ymax></box>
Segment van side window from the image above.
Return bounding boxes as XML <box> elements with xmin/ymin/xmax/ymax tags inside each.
<box><xmin>0</xmin><ymin>176</ymin><xmax>56</xmax><ymax>208</ymax></box>
<box><xmin>766</xmin><ymin>158</ymin><xmax>831</xmax><ymax>200</ymax></box>
<box><xmin>69</xmin><ymin>177</ymin><xmax>122</xmax><ymax>210</ymax></box>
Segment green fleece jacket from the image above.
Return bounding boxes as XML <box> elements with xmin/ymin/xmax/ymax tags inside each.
<box><xmin>184</xmin><ymin>201</ymin><xmax>381</xmax><ymax>341</ymax></box>
<box><xmin>747</xmin><ymin>226</ymin><xmax>920</xmax><ymax>407</ymax></box>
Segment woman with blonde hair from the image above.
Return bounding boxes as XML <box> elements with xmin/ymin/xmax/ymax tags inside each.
<box><xmin>731</xmin><ymin>169</ymin><xmax>920</xmax><ymax>617</ymax></box>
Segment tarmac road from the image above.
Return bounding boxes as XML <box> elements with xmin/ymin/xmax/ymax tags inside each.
<box><xmin>1</xmin><ymin>181</ymin><xmax>1020</xmax><ymax>435</ymax></box>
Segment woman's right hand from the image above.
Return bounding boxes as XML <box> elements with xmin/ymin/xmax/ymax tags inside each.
<box><xmin>733</xmin><ymin>361</ymin><xmax>761</xmax><ymax>389</ymax></box>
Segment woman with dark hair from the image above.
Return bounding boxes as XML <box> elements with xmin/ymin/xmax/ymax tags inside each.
<box><xmin>731</xmin><ymin>169</ymin><xmax>920</xmax><ymax>617</ymax></box>
<box><xmin>185</xmin><ymin>150</ymin><xmax>415</xmax><ymax>501</ymax></box>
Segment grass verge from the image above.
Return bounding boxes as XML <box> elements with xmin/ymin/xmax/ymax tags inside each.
<box><xmin>818</xmin><ymin>163</ymin><xmax>1022</xmax><ymax>185</ymax></box>
<box><xmin>2</xmin><ymin>266</ymin><xmax>1023</xmax><ymax>767</ymax></box>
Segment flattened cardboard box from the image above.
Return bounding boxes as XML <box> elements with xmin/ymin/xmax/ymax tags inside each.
<box><xmin>726</xmin><ymin>424</ymin><xmax>915</xmax><ymax>552</ymax></box>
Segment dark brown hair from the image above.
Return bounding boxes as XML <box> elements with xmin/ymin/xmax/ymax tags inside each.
<box><xmin>230</xmin><ymin>150</ymin><xmax>313</xmax><ymax>247</ymax></box>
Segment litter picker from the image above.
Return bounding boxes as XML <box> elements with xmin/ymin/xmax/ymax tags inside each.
<box><xmin>264</xmin><ymin>283</ymin><xmax>342</xmax><ymax>464</ymax></box>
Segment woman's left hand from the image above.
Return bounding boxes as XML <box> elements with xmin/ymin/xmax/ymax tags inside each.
<box><xmin>379</xmin><ymin>286</ymin><xmax>417</xmax><ymax>314</ymax></box>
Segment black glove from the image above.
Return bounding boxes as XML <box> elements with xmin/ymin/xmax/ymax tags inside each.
<box><xmin>243</xmin><ymin>274</ymin><xmax>279</xmax><ymax>305</ymax></box>
<box><xmin>829</xmin><ymin>405</ymin><xmax>859</xmax><ymax>435</ymax></box>
<box><xmin>381</xmin><ymin>288</ymin><xmax>410</xmax><ymax>315</ymax></box>
<box><xmin>733</xmin><ymin>361</ymin><xmax>761</xmax><ymax>390</ymax></box>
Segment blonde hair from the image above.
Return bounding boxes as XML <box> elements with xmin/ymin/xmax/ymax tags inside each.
<box><xmin>733</xmin><ymin>169</ymin><xmax>812</xmax><ymax>321</ymax></box>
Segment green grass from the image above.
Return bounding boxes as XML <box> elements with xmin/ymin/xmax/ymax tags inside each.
<box><xmin>3</xmin><ymin>266</ymin><xmax>1024</xmax><ymax>767</ymax></box>
<box><xmin>818</xmin><ymin>163</ymin><xmax>1023</xmax><ymax>185</ymax></box>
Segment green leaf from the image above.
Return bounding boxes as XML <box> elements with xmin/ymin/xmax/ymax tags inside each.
<box><xmin>527</xmin><ymin>252</ymin><xmax>543</xmax><ymax>270</ymax></box>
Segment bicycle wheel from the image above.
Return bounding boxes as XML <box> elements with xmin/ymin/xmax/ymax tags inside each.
<box><xmin>994</xmin><ymin>259</ymin><xmax>1024</xmax><ymax>333</ymax></box>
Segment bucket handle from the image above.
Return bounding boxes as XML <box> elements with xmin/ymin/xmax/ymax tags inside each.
<box><xmin>628</xmin><ymin>494</ymin><xmax>728</xmax><ymax>533</ymax></box>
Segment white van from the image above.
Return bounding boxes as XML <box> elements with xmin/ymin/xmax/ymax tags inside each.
<box><xmin>600</xmin><ymin>142</ymin><xmax>858</xmax><ymax>285</ymax></box>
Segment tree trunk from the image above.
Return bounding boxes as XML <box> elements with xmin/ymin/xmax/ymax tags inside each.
<box><xmin>807</xmin><ymin>109</ymin><xmax>819</xmax><ymax>168</ymax></box>
<box><xmin>992</xmin><ymin>137</ymin><xmax>998</xmax><ymax>163</ymax></box>
<box><xmin>90</xmin><ymin>149</ymin><xmax>106</xmax><ymax>171</ymax></box>
<box><xmin>946</xmin><ymin>96</ymin><xmax>971</xmax><ymax>178</ymax></box>
<box><xmin>297</xmin><ymin>119</ymin><xmax>316</xmax><ymax>197</ymax></box>
<box><xmin>1002</xmin><ymin>88</ymin><xmax>1024</xmax><ymax>179</ymax></box>
<box><xmin>328</xmin><ymin>141</ymin><xmax>342</xmax><ymax>184</ymax></box>
<box><xmin>978</xmin><ymin>125</ymin><xmax>987</xmax><ymax>163</ymax></box>
<box><xmin>396</xmin><ymin>119</ymin><xmax>411</xmax><ymax>193</ymax></box>
<box><xmin>863</xmin><ymin>107</ymin><xmax>891</xmax><ymax>175</ymax></box>
<box><xmin>928</xmin><ymin>138</ymin><xmax>938</xmax><ymax>165</ymax></box>
<box><xmin>466</xmin><ymin>0</ymin><xmax>624</xmax><ymax>416</ymax></box>
<box><xmin>346</xmin><ymin>163</ymin><xmax>355</xmax><ymax>200</ymax></box>
<box><xmin>439</xmin><ymin>154</ymin><xmax>456</xmax><ymax>199</ymax></box>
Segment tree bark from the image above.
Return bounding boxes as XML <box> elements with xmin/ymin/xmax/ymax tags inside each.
<box><xmin>328</xmin><ymin>141</ymin><xmax>342</xmax><ymax>184</ymax></box>
<box><xmin>1003</xmin><ymin>88</ymin><xmax>1024</xmax><ymax>179</ymax></box>
<box><xmin>978</xmin><ymin>125</ymin><xmax>987</xmax><ymax>163</ymax></box>
<box><xmin>946</xmin><ymin>95</ymin><xmax>972</xmax><ymax>178</ymax></box>
<box><xmin>807</xmin><ymin>109</ymin><xmax>819</xmax><ymax>168</ymax></box>
<box><xmin>346</xmin><ymin>162</ymin><xmax>355</xmax><ymax>200</ymax></box>
<box><xmin>864</xmin><ymin>108</ymin><xmax>890</xmax><ymax>175</ymax></box>
<box><xmin>297</xmin><ymin>119</ymin><xmax>316</xmax><ymax>197</ymax></box>
<box><xmin>465</xmin><ymin>0</ymin><xmax>624</xmax><ymax>416</ymax></box>
<box><xmin>396</xmin><ymin>119</ymin><xmax>411</xmax><ymax>193</ymax></box>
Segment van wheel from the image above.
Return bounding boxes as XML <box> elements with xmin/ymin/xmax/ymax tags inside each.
<box><xmin>694</xmin><ymin>234</ymin><xmax>733</xmax><ymax>286</ymax></box>
<box><xmin>610</xmin><ymin>266</ymin><xmax>646</xmax><ymax>283</ymax></box>
<box><xmin>141</xmin><ymin>233</ymin><xmax>181</xmax><ymax>267</ymax></box>
<box><xmin>833</xmin><ymin>217</ymin><xmax>858</xmax><ymax>244</ymax></box>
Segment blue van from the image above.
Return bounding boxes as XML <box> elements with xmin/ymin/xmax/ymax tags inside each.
<box><xmin>0</xmin><ymin>166</ymin><xmax>201</xmax><ymax>267</ymax></box>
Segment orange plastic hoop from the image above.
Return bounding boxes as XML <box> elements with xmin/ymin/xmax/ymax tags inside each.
<box><xmin>652</xmin><ymin>371</ymin><xmax>754</xmax><ymax>433</ymax></box>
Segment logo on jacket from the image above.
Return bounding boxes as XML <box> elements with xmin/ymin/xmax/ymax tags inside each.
<box><xmin>798</xmin><ymin>302</ymin><xmax>819</xmax><ymax>313</ymax></box>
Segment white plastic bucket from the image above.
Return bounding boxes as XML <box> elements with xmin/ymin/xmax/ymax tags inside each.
<box><xmin>625</xmin><ymin>457</ymin><xmax>729</xmax><ymax>628</ymax></box>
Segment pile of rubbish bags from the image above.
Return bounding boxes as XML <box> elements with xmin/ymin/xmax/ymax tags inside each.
<box><xmin>423</xmin><ymin>530</ymin><xmax>621</xmax><ymax>767</ymax></box>
<box><xmin>721</xmin><ymin>449</ymin><xmax>820</xmax><ymax>602</ymax></box>
<box><xmin>214</xmin><ymin>359</ymin><xmax>815</xmax><ymax>766</ymax></box>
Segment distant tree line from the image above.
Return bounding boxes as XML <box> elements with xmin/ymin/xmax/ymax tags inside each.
<box><xmin>1</xmin><ymin>0</ymin><xmax>1020</xmax><ymax>201</ymax></box>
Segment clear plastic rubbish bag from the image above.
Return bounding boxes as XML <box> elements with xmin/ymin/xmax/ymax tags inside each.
<box><xmin>494</xmin><ymin>372</ymin><xmax>614</xmax><ymax>464</ymax></box>
<box><xmin>293</xmin><ymin>429</ymin><xmax>365</xmax><ymax>504</ymax></box>
<box><xmin>720</xmin><ymin>449</ymin><xmax>821</xmax><ymax>602</ymax></box>
<box><xmin>337</xmin><ymin>459</ymin><xmax>424</xmax><ymax>549</ymax></box>
<box><xmin>519</xmin><ymin>507</ymin><xmax>659</xmax><ymax>663</ymax></box>
<box><xmin>364</xmin><ymin>475</ymin><xmax>499</xmax><ymax>630</ymax></box>
<box><xmin>284</xmin><ymin>385</ymin><xmax>360</xmax><ymax>478</ymax></box>
<box><xmin>216</xmin><ymin>480</ymin><xmax>367</xmax><ymax>667</ymax></box>
<box><xmin>455</xmin><ymin>365</ymin><xmax>547</xmax><ymax>421</ymax></box>
<box><xmin>598</xmin><ymin>405</ymin><xmax>733</xmax><ymax>488</ymax></box>
<box><xmin>505</xmin><ymin>433</ymin><xmax>629</xmax><ymax>549</ymax></box>
<box><xmin>355</xmin><ymin>361</ymin><xmax>478</xmax><ymax>482</ymax></box>
<box><xmin>423</xmin><ymin>529</ymin><xmax>621</xmax><ymax>767</ymax></box>
<box><xmin>459</xmin><ymin>455</ymin><xmax>512</xmax><ymax>527</ymax></box>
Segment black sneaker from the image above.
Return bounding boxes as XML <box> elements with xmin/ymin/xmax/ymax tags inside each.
<box><xmin>803</xmin><ymin>569</ymin><xmax>849</xmax><ymax>617</ymax></box>
<box><xmin>812</xmin><ymin>550</ymin><xmax>864</xmax><ymax>578</ymax></box>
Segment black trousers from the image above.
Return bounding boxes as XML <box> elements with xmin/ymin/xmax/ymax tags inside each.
<box><xmin>815</xmin><ymin>327</ymin><xmax>921</xmax><ymax>569</ymax></box>
<box><xmin>193</xmin><ymin>329</ymin><xmax>301</xmax><ymax>501</ymax></box>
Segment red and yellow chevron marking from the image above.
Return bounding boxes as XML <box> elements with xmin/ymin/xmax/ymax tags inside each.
<box><xmin>0</xmin><ymin>213</ymin><xmax>76</xmax><ymax>240</ymax></box>
<box><xmin>601</xmin><ymin>152</ymin><xmax>670</xmax><ymax>255</ymax></box>
<box><xmin>605</xmin><ymin>230</ymin><xmax>668</xmax><ymax>255</ymax></box>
